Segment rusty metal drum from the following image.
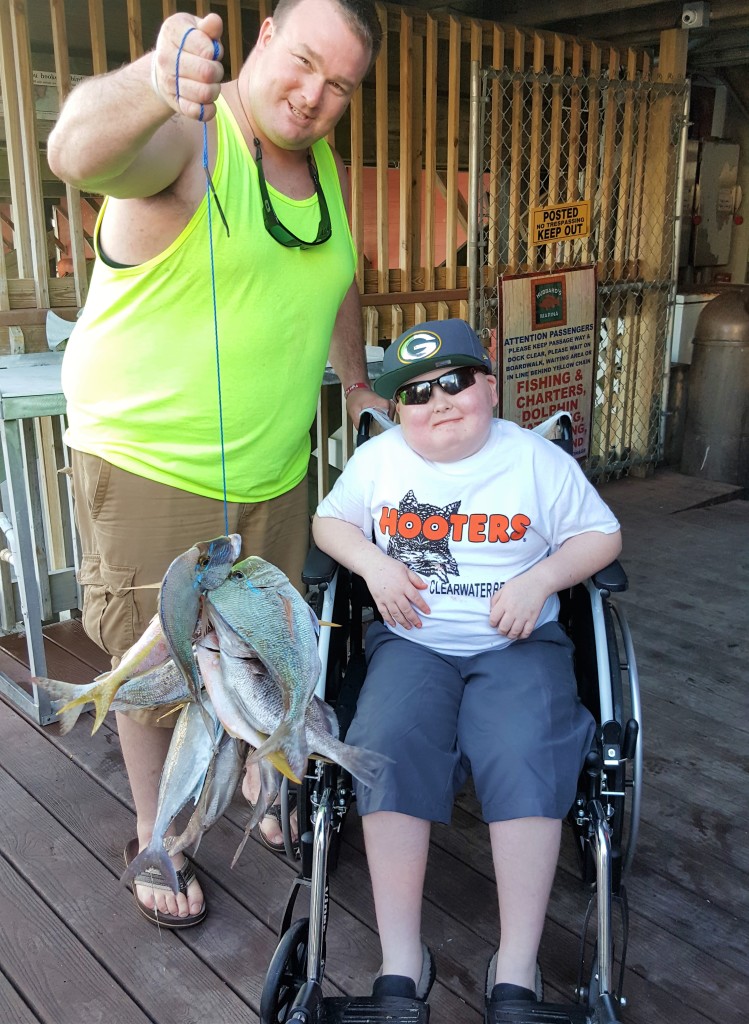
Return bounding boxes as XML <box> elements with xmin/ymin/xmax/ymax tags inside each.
<box><xmin>681</xmin><ymin>288</ymin><xmax>749</xmax><ymax>486</ymax></box>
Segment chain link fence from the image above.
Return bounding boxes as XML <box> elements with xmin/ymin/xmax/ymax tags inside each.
<box><xmin>474</xmin><ymin>67</ymin><xmax>690</xmax><ymax>480</ymax></box>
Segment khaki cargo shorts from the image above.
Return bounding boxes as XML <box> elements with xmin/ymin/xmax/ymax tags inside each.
<box><xmin>71</xmin><ymin>450</ymin><xmax>310</xmax><ymax>727</ymax></box>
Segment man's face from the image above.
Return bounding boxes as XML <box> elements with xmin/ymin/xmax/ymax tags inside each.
<box><xmin>396</xmin><ymin>365</ymin><xmax>498</xmax><ymax>463</ymax></box>
<box><xmin>249</xmin><ymin>0</ymin><xmax>371</xmax><ymax>151</ymax></box>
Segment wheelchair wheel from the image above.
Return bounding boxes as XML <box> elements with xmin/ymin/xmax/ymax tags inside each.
<box><xmin>260</xmin><ymin>917</ymin><xmax>309</xmax><ymax>1024</ymax></box>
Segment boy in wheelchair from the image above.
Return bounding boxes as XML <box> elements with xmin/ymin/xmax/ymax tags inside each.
<box><xmin>312</xmin><ymin>319</ymin><xmax>622</xmax><ymax>1021</ymax></box>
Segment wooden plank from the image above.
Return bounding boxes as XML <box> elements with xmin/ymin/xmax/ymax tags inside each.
<box><xmin>349</xmin><ymin>84</ymin><xmax>365</xmax><ymax>289</ymax></box>
<box><xmin>0</xmin><ymin>1</ymin><xmax>34</xmax><ymax>283</ymax></box>
<box><xmin>444</xmin><ymin>16</ymin><xmax>461</xmax><ymax>289</ymax></box>
<box><xmin>597</xmin><ymin>48</ymin><xmax>621</xmax><ymax>278</ymax></box>
<box><xmin>613</xmin><ymin>50</ymin><xmax>639</xmax><ymax>278</ymax></box>
<box><xmin>528</xmin><ymin>33</ymin><xmax>545</xmax><ymax>269</ymax></box>
<box><xmin>565</xmin><ymin>41</ymin><xmax>584</xmax><ymax>266</ymax></box>
<box><xmin>226</xmin><ymin>0</ymin><xmax>244</xmax><ymax>80</ymax></box>
<box><xmin>546</xmin><ymin>35</ymin><xmax>565</xmax><ymax>269</ymax></box>
<box><xmin>423</xmin><ymin>14</ymin><xmax>438</xmax><ymax>290</ymax></box>
<box><xmin>410</xmin><ymin>32</ymin><xmax>424</xmax><ymax>282</ymax></box>
<box><xmin>398</xmin><ymin>10</ymin><xmax>413</xmax><ymax>292</ymax></box>
<box><xmin>487</xmin><ymin>26</ymin><xmax>505</xmax><ymax>274</ymax></box>
<box><xmin>88</xmin><ymin>0</ymin><xmax>108</xmax><ymax>77</ymax></box>
<box><xmin>0</xmin><ymin>970</ymin><xmax>40</xmax><ymax>1024</ymax></box>
<box><xmin>583</xmin><ymin>44</ymin><xmax>602</xmax><ymax>267</ymax></box>
<box><xmin>508</xmin><ymin>28</ymin><xmax>525</xmax><ymax>272</ymax></box>
<box><xmin>126</xmin><ymin>0</ymin><xmax>144</xmax><ymax>60</ymax></box>
<box><xmin>374</xmin><ymin>3</ymin><xmax>389</xmax><ymax>293</ymax></box>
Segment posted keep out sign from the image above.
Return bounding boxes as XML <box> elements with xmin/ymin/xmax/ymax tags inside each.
<box><xmin>499</xmin><ymin>266</ymin><xmax>597</xmax><ymax>458</ymax></box>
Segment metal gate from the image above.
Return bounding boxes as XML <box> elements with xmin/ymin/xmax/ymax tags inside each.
<box><xmin>469</xmin><ymin>64</ymin><xmax>690</xmax><ymax>480</ymax></box>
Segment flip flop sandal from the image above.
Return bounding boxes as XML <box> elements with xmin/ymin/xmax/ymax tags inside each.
<box><xmin>123</xmin><ymin>838</ymin><xmax>208</xmax><ymax>929</ymax></box>
<box><xmin>254</xmin><ymin>793</ymin><xmax>300</xmax><ymax>856</ymax></box>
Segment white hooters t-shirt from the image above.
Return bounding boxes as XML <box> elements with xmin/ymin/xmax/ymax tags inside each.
<box><xmin>315</xmin><ymin>419</ymin><xmax>620</xmax><ymax>655</ymax></box>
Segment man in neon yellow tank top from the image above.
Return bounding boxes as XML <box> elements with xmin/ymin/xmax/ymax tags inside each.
<box><xmin>48</xmin><ymin>0</ymin><xmax>387</xmax><ymax>928</ymax></box>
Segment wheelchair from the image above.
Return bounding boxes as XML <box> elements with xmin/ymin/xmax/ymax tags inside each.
<box><xmin>259</xmin><ymin>414</ymin><xmax>642</xmax><ymax>1024</ymax></box>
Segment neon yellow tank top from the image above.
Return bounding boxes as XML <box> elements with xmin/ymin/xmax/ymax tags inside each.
<box><xmin>62</xmin><ymin>95</ymin><xmax>356</xmax><ymax>502</ymax></box>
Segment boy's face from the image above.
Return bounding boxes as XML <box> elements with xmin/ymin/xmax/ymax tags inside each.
<box><xmin>396</xmin><ymin>364</ymin><xmax>497</xmax><ymax>463</ymax></box>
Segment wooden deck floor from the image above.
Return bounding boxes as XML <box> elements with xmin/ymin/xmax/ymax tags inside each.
<box><xmin>0</xmin><ymin>469</ymin><xmax>746</xmax><ymax>1024</ymax></box>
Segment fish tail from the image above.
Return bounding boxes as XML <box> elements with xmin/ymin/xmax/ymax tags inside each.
<box><xmin>120</xmin><ymin>842</ymin><xmax>179</xmax><ymax>895</ymax></box>
<box><xmin>315</xmin><ymin>736</ymin><xmax>393</xmax><ymax>790</ymax></box>
<box><xmin>90</xmin><ymin>676</ymin><xmax>129</xmax><ymax>734</ymax></box>
<box><xmin>31</xmin><ymin>677</ymin><xmax>87</xmax><ymax>735</ymax></box>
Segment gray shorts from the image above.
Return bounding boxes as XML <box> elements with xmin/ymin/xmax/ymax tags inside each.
<box><xmin>346</xmin><ymin>620</ymin><xmax>595</xmax><ymax>824</ymax></box>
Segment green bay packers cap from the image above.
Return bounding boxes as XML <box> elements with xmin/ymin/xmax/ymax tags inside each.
<box><xmin>374</xmin><ymin>319</ymin><xmax>493</xmax><ymax>399</ymax></box>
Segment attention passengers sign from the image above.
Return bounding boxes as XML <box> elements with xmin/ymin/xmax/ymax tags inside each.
<box><xmin>530</xmin><ymin>200</ymin><xmax>591</xmax><ymax>245</ymax></box>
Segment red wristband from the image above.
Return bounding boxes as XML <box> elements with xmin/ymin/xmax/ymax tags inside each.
<box><xmin>343</xmin><ymin>381</ymin><xmax>370</xmax><ymax>399</ymax></box>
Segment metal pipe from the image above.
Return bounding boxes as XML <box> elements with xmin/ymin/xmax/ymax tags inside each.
<box><xmin>467</xmin><ymin>60</ymin><xmax>481</xmax><ymax>331</ymax></box>
<box><xmin>595</xmin><ymin>812</ymin><xmax>613</xmax><ymax>995</ymax></box>
<box><xmin>307</xmin><ymin>789</ymin><xmax>332</xmax><ymax>984</ymax></box>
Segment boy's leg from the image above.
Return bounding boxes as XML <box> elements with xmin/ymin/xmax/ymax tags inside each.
<box><xmin>346</xmin><ymin>626</ymin><xmax>465</xmax><ymax>988</ymax></box>
<box><xmin>457</xmin><ymin>621</ymin><xmax>595</xmax><ymax>992</ymax></box>
<box><xmin>363</xmin><ymin>812</ymin><xmax>431</xmax><ymax>984</ymax></box>
<box><xmin>488</xmin><ymin>816</ymin><xmax>561</xmax><ymax>990</ymax></box>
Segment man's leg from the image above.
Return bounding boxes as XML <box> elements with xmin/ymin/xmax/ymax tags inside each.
<box><xmin>71</xmin><ymin>451</ymin><xmax>236</xmax><ymax>919</ymax></box>
<box><xmin>489</xmin><ymin>817</ymin><xmax>561</xmax><ymax>990</ymax></box>
<box><xmin>363</xmin><ymin>812</ymin><xmax>431</xmax><ymax>983</ymax></box>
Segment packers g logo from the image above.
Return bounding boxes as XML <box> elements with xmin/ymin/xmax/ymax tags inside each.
<box><xmin>398</xmin><ymin>330</ymin><xmax>442</xmax><ymax>364</ymax></box>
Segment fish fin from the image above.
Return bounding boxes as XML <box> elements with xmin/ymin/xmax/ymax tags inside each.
<box><xmin>120</xmin><ymin>842</ymin><xmax>179</xmax><ymax>896</ymax></box>
<box><xmin>313</xmin><ymin>737</ymin><xmax>394</xmax><ymax>790</ymax></box>
<box><xmin>248</xmin><ymin>721</ymin><xmax>307</xmax><ymax>783</ymax></box>
<box><xmin>31</xmin><ymin>677</ymin><xmax>88</xmax><ymax>735</ymax></box>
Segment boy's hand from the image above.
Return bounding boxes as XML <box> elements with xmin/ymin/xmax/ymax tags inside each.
<box><xmin>362</xmin><ymin>559</ymin><xmax>430</xmax><ymax>630</ymax></box>
<box><xmin>489</xmin><ymin>575</ymin><xmax>549</xmax><ymax>640</ymax></box>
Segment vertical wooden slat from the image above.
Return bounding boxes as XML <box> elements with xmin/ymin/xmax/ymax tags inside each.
<box><xmin>226</xmin><ymin>0</ymin><xmax>244</xmax><ymax>80</ymax></box>
<box><xmin>258</xmin><ymin>0</ymin><xmax>272</xmax><ymax>22</ymax></box>
<box><xmin>10</xmin><ymin>0</ymin><xmax>50</xmax><ymax>309</ymax></box>
<box><xmin>410</xmin><ymin>32</ymin><xmax>424</xmax><ymax>287</ymax></box>
<box><xmin>50</xmin><ymin>0</ymin><xmax>88</xmax><ymax>307</ymax></box>
<box><xmin>597</xmin><ymin>48</ymin><xmax>621</xmax><ymax>278</ymax></box>
<box><xmin>88</xmin><ymin>0</ymin><xmax>107</xmax><ymax>76</ymax></box>
<box><xmin>423</xmin><ymin>14</ymin><xmax>438</xmax><ymax>290</ymax></box>
<box><xmin>583</xmin><ymin>44</ymin><xmax>602</xmax><ymax>267</ymax></box>
<box><xmin>126</xmin><ymin>0</ymin><xmax>144</xmax><ymax>60</ymax></box>
<box><xmin>566</xmin><ymin>40</ymin><xmax>583</xmax><ymax>204</ymax></box>
<box><xmin>507</xmin><ymin>29</ymin><xmax>525</xmax><ymax>273</ymax></box>
<box><xmin>629</xmin><ymin>53</ymin><xmax>651</xmax><ymax>278</ymax></box>
<box><xmin>613</xmin><ymin>49</ymin><xmax>639</xmax><ymax>278</ymax></box>
<box><xmin>398</xmin><ymin>11</ymin><xmax>413</xmax><ymax>291</ymax></box>
<box><xmin>488</xmin><ymin>25</ymin><xmax>504</xmax><ymax>274</ymax></box>
<box><xmin>374</xmin><ymin>3</ymin><xmax>389</xmax><ymax>294</ymax></box>
<box><xmin>162</xmin><ymin>0</ymin><xmax>178</xmax><ymax>18</ymax></box>
<box><xmin>528</xmin><ymin>33</ymin><xmax>545</xmax><ymax>271</ymax></box>
<box><xmin>445</xmin><ymin>16</ymin><xmax>461</xmax><ymax>289</ymax></box>
<box><xmin>349</xmin><ymin>85</ymin><xmax>365</xmax><ymax>289</ymax></box>
<box><xmin>546</xmin><ymin>35</ymin><xmax>565</xmax><ymax>269</ymax></box>
<box><xmin>390</xmin><ymin>304</ymin><xmax>403</xmax><ymax>340</ymax></box>
<box><xmin>0</xmin><ymin>0</ymin><xmax>31</xmax><ymax>289</ymax></box>
<box><xmin>195</xmin><ymin>0</ymin><xmax>211</xmax><ymax>16</ymax></box>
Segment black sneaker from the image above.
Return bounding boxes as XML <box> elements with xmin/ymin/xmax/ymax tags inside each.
<box><xmin>372</xmin><ymin>943</ymin><xmax>436</xmax><ymax>1002</ymax></box>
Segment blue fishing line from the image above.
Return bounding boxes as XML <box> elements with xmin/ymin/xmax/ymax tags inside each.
<box><xmin>175</xmin><ymin>27</ymin><xmax>230</xmax><ymax>536</ymax></box>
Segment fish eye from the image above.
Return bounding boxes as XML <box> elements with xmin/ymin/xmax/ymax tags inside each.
<box><xmin>197</xmin><ymin>555</ymin><xmax>211</xmax><ymax>569</ymax></box>
<box><xmin>229</xmin><ymin>570</ymin><xmax>245</xmax><ymax>580</ymax></box>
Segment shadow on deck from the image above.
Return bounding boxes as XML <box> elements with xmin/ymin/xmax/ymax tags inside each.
<box><xmin>0</xmin><ymin>469</ymin><xmax>746</xmax><ymax>1024</ymax></box>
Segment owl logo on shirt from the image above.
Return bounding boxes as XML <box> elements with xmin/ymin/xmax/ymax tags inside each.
<box><xmin>387</xmin><ymin>490</ymin><xmax>460</xmax><ymax>583</ymax></box>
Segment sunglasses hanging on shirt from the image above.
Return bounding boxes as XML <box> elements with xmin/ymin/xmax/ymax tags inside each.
<box><xmin>253</xmin><ymin>135</ymin><xmax>332</xmax><ymax>249</ymax></box>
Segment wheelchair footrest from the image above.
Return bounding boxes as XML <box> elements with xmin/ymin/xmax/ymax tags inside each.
<box><xmin>321</xmin><ymin>995</ymin><xmax>430</xmax><ymax>1023</ymax></box>
<box><xmin>490</xmin><ymin>1002</ymin><xmax>591</xmax><ymax>1024</ymax></box>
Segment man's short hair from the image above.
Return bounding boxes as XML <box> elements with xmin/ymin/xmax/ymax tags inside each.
<box><xmin>273</xmin><ymin>0</ymin><xmax>383</xmax><ymax>67</ymax></box>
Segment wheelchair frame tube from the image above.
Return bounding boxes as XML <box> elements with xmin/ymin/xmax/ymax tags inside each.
<box><xmin>610</xmin><ymin>603</ymin><xmax>643</xmax><ymax>881</ymax></box>
<box><xmin>314</xmin><ymin>575</ymin><xmax>338</xmax><ymax>700</ymax></box>
<box><xmin>307</xmin><ymin>788</ymin><xmax>333</xmax><ymax>984</ymax></box>
<box><xmin>584</xmin><ymin>580</ymin><xmax>614</xmax><ymax>723</ymax></box>
<box><xmin>593</xmin><ymin>804</ymin><xmax>614</xmax><ymax>997</ymax></box>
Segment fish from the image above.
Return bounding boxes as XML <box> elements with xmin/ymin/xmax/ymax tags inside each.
<box><xmin>205</xmin><ymin>557</ymin><xmax>322</xmax><ymax>776</ymax></box>
<box><xmin>231</xmin><ymin>755</ymin><xmax>283</xmax><ymax>868</ymax></box>
<box><xmin>159</xmin><ymin>534</ymin><xmax>241</xmax><ymax>732</ymax></box>
<box><xmin>34</xmin><ymin>657</ymin><xmax>193</xmax><ymax>735</ymax></box>
<box><xmin>170</xmin><ymin>732</ymin><xmax>249</xmax><ymax>857</ymax></box>
<box><xmin>39</xmin><ymin>613</ymin><xmax>172</xmax><ymax>734</ymax></box>
<box><xmin>211</xmin><ymin>632</ymin><xmax>389</xmax><ymax>789</ymax></box>
<box><xmin>195</xmin><ymin>637</ymin><xmax>300</xmax><ymax>782</ymax></box>
<box><xmin>120</xmin><ymin>696</ymin><xmax>223</xmax><ymax>895</ymax></box>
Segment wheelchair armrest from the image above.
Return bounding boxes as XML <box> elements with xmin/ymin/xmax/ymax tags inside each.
<box><xmin>591</xmin><ymin>559</ymin><xmax>628</xmax><ymax>594</ymax></box>
<box><xmin>302</xmin><ymin>541</ymin><xmax>339</xmax><ymax>588</ymax></box>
